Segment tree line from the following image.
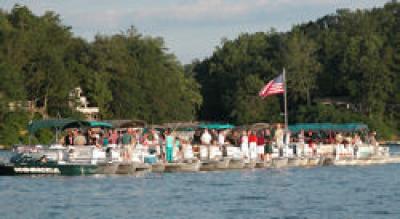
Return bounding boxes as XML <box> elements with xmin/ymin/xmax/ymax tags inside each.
<box><xmin>0</xmin><ymin>5</ymin><xmax>201</xmax><ymax>146</ymax></box>
<box><xmin>1</xmin><ymin>2</ymin><xmax>400</xmax><ymax>147</ymax></box>
<box><xmin>193</xmin><ymin>1</ymin><xmax>400</xmax><ymax>139</ymax></box>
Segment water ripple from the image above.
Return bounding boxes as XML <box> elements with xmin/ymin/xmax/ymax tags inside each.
<box><xmin>1</xmin><ymin>149</ymin><xmax>400</xmax><ymax>218</ymax></box>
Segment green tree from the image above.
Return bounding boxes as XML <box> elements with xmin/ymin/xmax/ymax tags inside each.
<box><xmin>284</xmin><ymin>30</ymin><xmax>321</xmax><ymax>106</ymax></box>
<box><xmin>231</xmin><ymin>75</ymin><xmax>281</xmax><ymax>124</ymax></box>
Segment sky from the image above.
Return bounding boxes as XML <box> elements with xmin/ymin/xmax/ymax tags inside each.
<box><xmin>1</xmin><ymin>0</ymin><xmax>389</xmax><ymax>64</ymax></box>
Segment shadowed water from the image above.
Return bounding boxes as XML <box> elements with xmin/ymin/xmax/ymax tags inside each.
<box><xmin>0</xmin><ymin>147</ymin><xmax>400</xmax><ymax>219</ymax></box>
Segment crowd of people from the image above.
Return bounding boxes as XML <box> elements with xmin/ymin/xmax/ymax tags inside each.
<box><xmin>60</xmin><ymin>124</ymin><xmax>379</xmax><ymax>163</ymax></box>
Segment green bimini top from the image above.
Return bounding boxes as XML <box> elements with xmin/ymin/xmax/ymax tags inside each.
<box><xmin>28</xmin><ymin>119</ymin><xmax>76</xmax><ymax>134</ymax></box>
<box><xmin>288</xmin><ymin>123</ymin><xmax>368</xmax><ymax>133</ymax></box>
<box><xmin>199</xmin><ymin>123</ymin><xmax>235</xmax><ymax>130</ymax></box>
<box><xmin>28</xmin><ymin>119</ymin><xmax>113</xmax><ymax>134</ymax></box>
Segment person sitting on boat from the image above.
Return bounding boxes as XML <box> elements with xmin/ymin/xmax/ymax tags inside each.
<box><xmin>39</xmin><ymin>155</ymin><xmax>48</xmax><ymax>163</ymax></box>
<box><xmin>74</xmin><ymin>130</ymin><xmax>87</xmax><ymax>146</ymax></box>
<box><xmin>335</xmin><ymin>132</ymin><xmax>343</xmax><ymax>144</ymax></box>
<box><xmin>149</xmin><ymin>129</ymin><xmax>160</xmax><ymax>156</ymax></box>
<box><xmin>87</xmin><ymin>129</ymin><xmax>96</xmax><ymax>145</ymax></box>
<box><xmin>306</xmin><ymin>131</ymin><xmax>317</xmax><ymax>156</ymax></box>
<box><xmin>101</xmin><ymin>132</ymin><xmax>109</xmax><ymax>148</ymax></box>
<box><xmin>64</xmin><ymin>130</ymin><xmax>74</xmax><ymax>146</ymax></box>
<box><xmin>109</xmin><ymin>129</ymin><xmax>118</xmax><ymax>145</ymax></box>
<box><xmin>142</xmin><ymin>132</ymin><xmax>151</xmax><ymax>146</ymax></box>
<box><xmin>151</xmin><ymin>129</ymin><xmax>159</xmax><ymax>145</ymax></box>
<box><xmin>353</xmin><ymin>134</ymin><xmax>363</xmax><ymax>146</ymax></box>
<box><xmin>182</xmin><ymin>139</ymin><xmax>194</xmax><ymax>159</ymax></box>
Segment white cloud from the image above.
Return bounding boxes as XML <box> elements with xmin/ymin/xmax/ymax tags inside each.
<box><xmin>133</xmin><ymin>0</ymin><xmax>332</xmax><ymax>21</ymax></box>
<box><xmin>1</xmin><ymin>0</ymin><xmax>390</xmax><ymax>63</ymax></box>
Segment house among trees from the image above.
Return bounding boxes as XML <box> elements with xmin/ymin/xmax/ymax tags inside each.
<box><xmin>8</xmin><ymin>101</ymin><xmax>36</xmax><ymax>112</ymax></box>
<box><xmin>315</xmin><ymin>98</ymin><xmax>355</xmax><ymax>110</ymax></box>
<box><xmin>69</xmin><ymin>87</ymin><xmax>99</xmax><ymax>121</ymax></box>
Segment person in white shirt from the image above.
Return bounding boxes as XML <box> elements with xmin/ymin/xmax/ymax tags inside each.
<box><xmin>218</xmin><ymin>131</ymin><xmax>225</xmax><ymax>146</ymax></box>
<box><xmin>240</xmin><ymin>130</ymin><xmax>249</xmax><ymax>160</ymax></box>
<box><xmin>201</xmin><ymin>129</ymin><xmax>212</xmax><ymax>145</ymax></box>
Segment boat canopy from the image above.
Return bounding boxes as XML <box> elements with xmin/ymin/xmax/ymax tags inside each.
<box><xmin>104</xmin><ymin>119</ymin><xmax>147</xmax><ymax>128</ymax></box>
<box><xmin>28</xmin><ymin>119</ymin><xmax>75</xmax><ymax>134</ymax></box>
<box><xmin>199</xmin><ymin>123</ymin><xmax>235</xmax><ymax>130</ymax></box>
<box><xmin>59</xmin><ymin>120</ymin><xmax>112</xmax><ymax>130</ymax></box>
<box><xmin>28</xmin><ymin>119</ymin><xmax>112</xmax><ymax>134</ymax></box>
<box><xmin>288</xmin><ymin>123</ymin><xmax>368</xmax><ymax>133</ymax></box>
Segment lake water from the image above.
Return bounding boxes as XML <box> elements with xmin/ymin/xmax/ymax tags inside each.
<box><xmin>1</xmin><ymin>147</ymin><xmax>400</xmax><ymax>219</ymax></box>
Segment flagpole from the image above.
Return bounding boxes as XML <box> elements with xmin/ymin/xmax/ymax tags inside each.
<box><xmin>283</xmin><ymin>68</ymin><xmax>288</xmax><ymax>131</ymax></box>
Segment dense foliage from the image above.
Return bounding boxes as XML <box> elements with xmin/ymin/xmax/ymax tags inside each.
<box><xmin>0</xmin><ymin>5</ymin><xmax>201</xmax><ymax>148</ymax></box>
<box><xmin>1</xmin><ymin>2</ymin><xmax>400</xmax><ymax>147</ymax></box>
<box><xmin>194</xmin><ymin>1</ymin><xmax>400</xmax><ymax>139</ymax></box>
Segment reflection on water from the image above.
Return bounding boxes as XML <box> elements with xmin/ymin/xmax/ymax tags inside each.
<box><xmin>0</xmin><ymin>147</ymin><xmax>400</xmax><ymax>219</ymax></box>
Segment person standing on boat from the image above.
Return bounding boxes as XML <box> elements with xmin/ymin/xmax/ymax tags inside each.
<box><xmin>201</xmin><ymin>129</ymin><xmax>212</xmax><ymax>160</ymax></box>
<box><xmin>218</xmin><ymin>130</ymin><xmax>226</xmax><ymax>157</ymax></box>
<box><xmin>210</xmin><ymin>129</ymin><xmax>218</xmax><ymax>144</ymax></box>
<box><xmin>193</xmin><ymin>129</ymin><xmax>202</xmax><ymax>145</ymax></box>
<box><xmin>298</xmin><ymin>130</ymin><xmax>305</xmax><ymax>157</ymax></box>
<box><xmin>218</xmin><ymin>130</ymin><xmax>225</xmax><ymax>146</ymax></box>
<box><xmin>368</xmin><ymin>131</ymin><xmax>379</xmax><ymax>155</ymax></box>
<box><xmin>165</xmin><ymin>129</ymin><xmax>175</xmax><ymax>163</ymax></box>
<box><xmin>257</xmin><ymin>131</ymin><xmax>265</xmax><ymax>161</ymax></box>
<box><xmin>275</xmin><ymin>124</ymin><xmax>284</xmax><ymax>157</ymax></box>
<box><xmin>248</xmin><ymin>131</ymin><xmax>257</xmax><ymax>161</ymax></box>
<box><xmin>201</xmin><ymin>129</ymin><xmax>212</xmax><ymax>145</ymax></box>
<box><xmin>121</xmin><ymin>129</ymin><xmax>133</xmax><ymax>161</ymax></box>
<box><xmin>353</xmin><ymin>133</ymin><xmax>362</xmax><ymax>158</ymax></box>
<box><xmin>264</xmin><ymin>129</ymin><xmax>273</xmax><ymax>161</ymax></box>
<box><xmin>335</xmin><ymin>132</ymin><xmax>343</xmax><ymax>160</ymax></box>
<box><xmin>240</xmin><ymin>130</ymin><xmax>249</xmax><ymax>161</ymax></box>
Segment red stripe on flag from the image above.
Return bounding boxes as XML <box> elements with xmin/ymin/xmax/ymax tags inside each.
<box><xmin>259</xmin><ymin>74</ymin><xmax>285</xmax><ymax>98</ymax></box>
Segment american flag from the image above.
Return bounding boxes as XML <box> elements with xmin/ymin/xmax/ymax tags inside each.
<box><xmin>259</xmin><ymin>74</ymin><xmax>285</xmax><ymax>98</ymax></box>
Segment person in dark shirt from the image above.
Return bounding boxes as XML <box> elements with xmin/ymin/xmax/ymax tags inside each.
<box><xmin>210</xmin><ymin>129</ymin><xmax>218</xmax><ymax>143</ymax></box>
<box><xmin>193</xmin><ymin>129</ymin><xmax>202</xmax><ymax>145</ymax></box>
<box><xmin>264</xmin><ymin>128</ymin><xmax>273</xmax><ymax>161</ymax></box>
<box><xmin>64</xmin><ymin>130</ymin><xmax>74</xmax><ymax>146</ymax></box>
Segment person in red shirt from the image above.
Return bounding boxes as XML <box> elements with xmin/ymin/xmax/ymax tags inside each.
<box><xmin>257</xmin><ymin>131</ymin><xmax>265</xmax><ymax>161</ymax></box>
<box><xmin>248</xmin><ymin>131</ymin><xmax>258</xmax><ymax>160</ymax></box>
